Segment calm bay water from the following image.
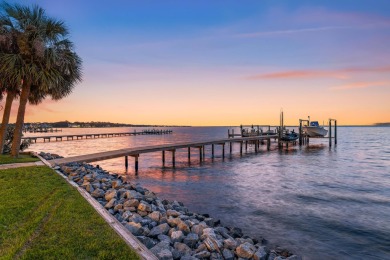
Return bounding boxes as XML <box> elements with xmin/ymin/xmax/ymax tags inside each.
<box><xmin>27</xmin><ymin>126</ymin><xmax>390</xmax><ymax>259</ymax></box>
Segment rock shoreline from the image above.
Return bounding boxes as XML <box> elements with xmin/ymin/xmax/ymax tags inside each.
<box><xmin>40</xmin><ymin>152</ymin><xmax>301</xmax><ymax>260</ymax></box>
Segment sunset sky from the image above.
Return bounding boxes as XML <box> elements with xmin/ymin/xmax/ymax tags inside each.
<box><xmin>3</xmin><ymin>0</ymin><xmax>390</xmax><ymax>126</ymax></box>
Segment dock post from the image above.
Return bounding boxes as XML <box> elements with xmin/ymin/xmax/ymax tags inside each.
<box><xmin>188</xmin><ymin>147</ymin><xmax>190</xmax><ymax>161</ymax></box>
<box><xmin>255</xmin><ymin>140</ymin><xmax>258</xmax><ymax>153</ymax></box>
<box><xmin>299</xmin><ymin>121</ymin><xmax>302</xmax><ymax>146</ymax></box>
<box><xmin>329</xmin><ymin>120</ymin><xmax>332</xmax><ymax>147</ymax></box>
<box><xmin>172</xmin><ymin>150</ymin><xmax>176</xmax><ymax>168</ymax></box>
<box><xmin>162</xmin><ymin>151</ymin><xmax>165</xmax><ymax>167</ymax></box>
<box><xmin>229</xmin><ymin>142</ymin><xmax>232</xmax><ymax>154</ymax></box>
<box><xmin>267</xmin><ymin>138</ymin><xmax>271</xmax><ymax>151</ymax></box>
<box><xmin>125</xmin><ymin>156</ymin><xmax>128</xmax><ymax>168</ymax></box>
<box><xmin>240</xmin><ymin>142</ymin><xmax>243</xmax><ymax>155</ymax></box>
<box><xmin>228</xmin><ymin>129</ymin><xmax>230</xmax><ymax>137</ymax></box>
<box><xmin>203</xmin><ymin>146</ymin><xmax>205</xmax><ymax>159</ymax></box>
<box><xmin>134</xmin><ymin>155</ymin><xmax>139</xmax><ymax>172</ymax></box>
<box><xmin>199</xmin><ymin>147</ymin><xmax>202</xmax><ymax>161</ymax></box>
<box><xmin>245</xmin><ymin>141</ymin><xmax>248</xmax><ymax>151</ymax></box>
<box><xmin>212</xmin><ymin>144</ymin><xmax>214</xmax><ymax>158</ymax></box>
<box><xmin>222</xmin><ymin>144</ymin><xmax>225</xmax><ymax>158</ymax></box>
<box><xmin>335</xmin><ymin>120</ymin><xmax>337</xmax><ymax>145</ymax></box>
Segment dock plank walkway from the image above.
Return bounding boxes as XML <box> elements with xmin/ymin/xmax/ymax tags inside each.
<box><xmin>49</xmin><ymin>135</ymin><xmax>278</xmax><ymax>167</ymax></box>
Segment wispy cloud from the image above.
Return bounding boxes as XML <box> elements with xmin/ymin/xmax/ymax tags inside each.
<box><xmin>330</xmin><ymin>81</ymin><xmax>390</xmax><ymax>90</ymax></box>
<box><xmin>236</xmin><ymin>26</ymin><xmax>353</xmax><ymax>38</ymax></box>
<box><xmin>246</xmin><ymin>66</ymin><xmax>390</xmax><ymax>80</ymax></box>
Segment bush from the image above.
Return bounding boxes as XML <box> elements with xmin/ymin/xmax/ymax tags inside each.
<box><xmin>2</xmin><ymin>126</ymin><xmax>31</xmax><ymax>154</ymax></box>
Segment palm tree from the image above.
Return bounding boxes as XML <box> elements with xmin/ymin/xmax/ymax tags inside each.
<box><xmin>0</xmin><ymin>3</ymin><xmax>82</xmax><ymax>157</ymax></box>
<box><xmin>0</xmin><ymin>81</ymin><xmax>20</xmax><ymax>154</ymax></box>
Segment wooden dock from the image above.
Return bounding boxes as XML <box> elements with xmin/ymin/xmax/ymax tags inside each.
<box><xmin>22</xmin><ymin>129</ymin><xmax>172</xmax><ymax>143</ymax></box>
<box><xmin>49</xmin><ymin>135</ymin><xmax>277</xmax><ymax>171</ymax></box>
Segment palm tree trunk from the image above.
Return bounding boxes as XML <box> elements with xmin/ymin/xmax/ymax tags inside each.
<box><xmin>11</xmin><ymin>81</ymin><xmax>31</xmax><ymax>158</ymax></box>
<box><xmin>0</xmin><ymin>91</ymin><xmax>16</xmax><ymax>154</ymax></box>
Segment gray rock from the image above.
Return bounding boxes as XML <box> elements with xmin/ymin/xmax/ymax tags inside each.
<box><xmin>124</xmin><ymin>198</ymin><xmax>139</xmax><ymax>208</ymax></box>
<box><xmin>104</xmin><ymin>198</ymin><xmax>116</xmax><ymax>209</ymax></box>
<box><xmin>138</xmin><ymin>201</ymin><xmax>152</xmax><ymax>212</ymax></box>
<box><xmin>191</xmin><ymin>224</ymin><xmax>205</xmax><ymax>236</ymax></box>
<box><xmin>204</xmin><ymin>236</ymin><xmax>223</xmax><ymax>252</ymax></box>
<box><xmin>180</xmin><ymin>256</ymin><xmax>198</xmax><ymax>260</ymax></box>
<box><xmin>194</xmin><ymin>251</ymin><xmax>211</xmax><ymax>259</ymax></box>
<box><xmin>125</xmin><ymin>222</ymin><xmax>143</xmax><ymax>236</ymax></box>
<box><xmin>148</xmin><ymin>211</ymin><xmax>161</xmax><ymax>222</ymax></box>
<box><xmin>253</xmin><ymin>246</ymin><xmax>268</xmax><ymax>260</ymax></box>
<box><xmin>126</xmin><ymin>190</ymin><xmax>143</xmax><ymax>200</ymax></box>
<box><xmin>167</xmin><ymin>217</ymin><xmax>181</xmax><ymax>227</ymax></box>
<box><xmin>183</xmin><ymin>233</ymin><xmax>199</xmax><ymax>248</ymax></box>
<box><xmin>235</xmin><ymin>242</ymin><xmax>256</xmax><ymax>259</ymax></box>
<box><xmin>222</xmin><ymin>248</ymin><xmax>234</xmax><ymax>260</ymax></box>
<box><xmin>158</xmin><ymin>234</ymin><xmax>171</xmax><ymax>243</ymax></box>
<box><xmin>149</xmin><ymin>223</ymin><xmax>171</xmax><ymax>237</ymax></box>
<box><xmin>171</xmin><ymin>230</ymin><xmax>184</xmax><ymax>243</ymax></box>
<box><xmin>156</xmin><ymin>249</ymin><xmax>173</xmax><ymax>260</ymax></box>
<box><xmin>174</xmin><ymin>242</ymin><xmax>191</xmax><ymax>256</ymax></box>
<box><xmin>150</xmin><ymin>240</ymin><xmax>171</xmax><ymax>255</ymax></box>
<box><xmin>136</xmin><ymin>236</ymin><xmax>158</xmax><ymax>249</ymax></box>
<box><xmin>167</xmin><ymin>209</ymin><xmax>180</xmax><ymax>217</ymax></box>
<box><xmin>138</xmin><ymin>210</ymin><xmax>148</xmax><ymax>217</ymax></box>
<box><xmin>122</xmin><ymin>210</ymin><xmax>132</xmax><ymax>221</ymax></box>
<box><xmin>111</xmin><ymin>179</ymin><xmax>122</xmax><ymax>189</ymax></box>
<box><xmin>177</xmin><ymin>221</ymin><xmax>190</xmax><ymax>234</ymax></box>
<box><xmin>114</xmin><ymin>204</ymin><xmax>123</xmax><ymax>211</ymax></box>
<box><xmin>204</xmin><ymin>217</ymin><xmax>215</xmax><ymax>227</ymax></box>
<box><xmin>202</xmin><ymin>228</ymin><xmax>216</xmax><ymax>237</ymax></box>
<box><xmin>85</xmin><ymin>184</ymin><xmax>94</xmax><ymax>193</ymax></box>
<box><xmin>91</xmin><ymin>188</ymin><xmax>105</xmax><ymax>198</ymax></box>
<box><xmin>287</xmin><ymin>255</ymin><xmax>302</xmax><ymax>260</ymax></box>
<box><xmin>105</xmin><ymin>189</ymin><xmax>117</xmax><ymax>201</ymax></box>
<box><xmin>210</xmin><ymin>252</ymin><xmax>223</xmax><ymax>260</ymax></box>
<box><xmin>223</xmin><ymin>237</ymin><xmax>237</xmax><ymax>249</ymax></box>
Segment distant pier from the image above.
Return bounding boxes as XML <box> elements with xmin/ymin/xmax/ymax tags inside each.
<box><xmin>22</xmin><ymin>129</ymin><xmax>172</xmax><ymax>143</ymax></box>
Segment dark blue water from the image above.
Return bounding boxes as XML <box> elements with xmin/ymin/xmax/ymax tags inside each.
<box><xmin>28</xmin><ymin>126</ymin><xmax>390</xmax><ymax>259</ymax></box>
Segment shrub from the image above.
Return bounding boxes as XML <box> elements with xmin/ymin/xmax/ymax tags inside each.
<box><xmin>2</xmin><ymin>126</ymin><xmax>31</xmax><ymax>154</ymax></box>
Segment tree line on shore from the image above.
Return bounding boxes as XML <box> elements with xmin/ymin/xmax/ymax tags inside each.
<box><xmin>0</xmin><ymin>2</ymin><xmax>82</xmax><ymax>156</ymax></box>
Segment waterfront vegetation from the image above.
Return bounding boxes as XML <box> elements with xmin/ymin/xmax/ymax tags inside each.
<box><xmin>0</xmin><ymin>166</ymin><xmax>140</xmax><ymax>259</ymax></box>
<box><xmin>0</xmin><ymin>154</ymin><xmax>39</xmax><ymax>165</ymax></box>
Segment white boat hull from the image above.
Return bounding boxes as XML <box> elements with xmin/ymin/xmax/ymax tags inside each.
<box><xmin>303</xmin><ymin>126</ymin><xmax>328</xmax><ymax>137</ymax></box>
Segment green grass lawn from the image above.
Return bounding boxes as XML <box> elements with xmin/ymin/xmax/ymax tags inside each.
<box><xmin>0</xmin><ymin>166</ymin><xmax>140</xmax><ymax>259</ymax></box>
<box><xmin>0</xmin><ymin>154</ymin><xmax>40</xmax><ymax>165</ymax></box>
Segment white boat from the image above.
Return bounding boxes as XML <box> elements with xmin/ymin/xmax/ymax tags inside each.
<box><xmin>303</xmin><ymin>121</ymin><xmax>328</xmax><ymax>137</ymax></box>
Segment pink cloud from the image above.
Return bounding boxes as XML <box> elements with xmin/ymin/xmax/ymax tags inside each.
<box><xmin>246</xmin><ymin>66</ymin><xmax>390</xmax><ymax>80</ymax></box>
<box><xmin>330</xmin><ymin>81</ymin><xmax>390</xmax><ymax>90</ymax></box>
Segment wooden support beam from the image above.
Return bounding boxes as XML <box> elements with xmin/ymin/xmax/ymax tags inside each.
<box><xmin>199</xmin><ymin>147</ymin><xmax>202</xmax><ymax>161</ymax></box>
<box><xmin>229</xmin><ymin>142</ymin><xmax>232</xmax><ymax>154</ymax></box>
<box><xmin>125</xmin><ymin>156</ymin><xmax>128</xmax><ymax>168</ymax></box>
<box><xmin>188</xmin><ymin>147</ymin><xmax>190</xmax><ymax>161</ymax></box>
<box><xmin>245</xmin><ymin>141</ymin><xmax>248</xmax><ymax>151</ymax></box>
<box><xmin>211</xmin><ymin>144</ymin><xmax>214</xmax><ymax>158</ymax></box>
<box><xmin>131</xmin><ymin>155</ymin><xmax>139</xmax><ymax>172</ymax></box>
<box><xmin>329</xmin><ymin>120</ymin><xmax>332</xmax><ymax>147</ymax></box>
<box><xmin>172</xmin><ymin>150</ymin><xmax>176</xmax><ymax>168</ymax></box>
<box><xmin>202</xmin><ymin>146</ymin><xmax>205</xmax><ymax>159</ymax></box>
<box><xmin>162</xmin><ymin>151</ymin><xmax>165</xmax><ymax>167</ymax></box>
<box><xmin>240</xmin><ymin>142</ymin><xmax>243</xmax><ymax>155</ymax></box>
<box><xmin>335</xmin><ymin>120</ymin><xmax>337</xmax><ymax>145</ymax></box>
<box><xmin>267</xmin><ymin>138</ymin><xmax>271</xmax><ymax>151</ymax></box>
<box><xmin>255</xmin><ymin>140</ymin><xmax>258</xmax><ymax>153</ymax></box>
<box><xmin>222</xmin><ymin>144</ymin><xmax>225</xmax><ymax>158</ymax></box>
